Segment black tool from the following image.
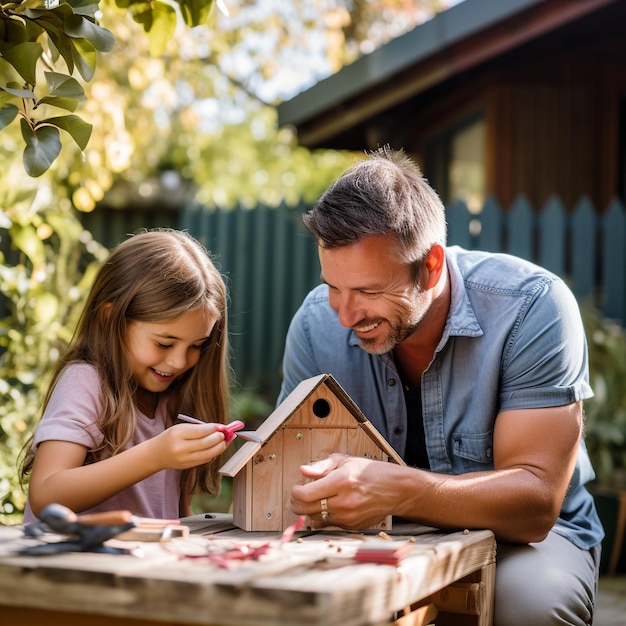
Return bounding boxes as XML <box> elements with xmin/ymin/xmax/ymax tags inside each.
<box><xmin>21</xmin><ymin>503</ymin><xmax>135</xmax><ymax>555</ymax></box>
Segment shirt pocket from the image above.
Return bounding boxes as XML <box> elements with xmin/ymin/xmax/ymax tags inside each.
<box><xmin>452</xmin><ymin>430</ymin><xmax>494</xmax><ymax>471</ymax></box>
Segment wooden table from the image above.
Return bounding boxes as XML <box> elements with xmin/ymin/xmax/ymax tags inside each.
<box><xmin>0</xmin><ymin>513</ymin><xmax>495</xmax><ymax>626</ymax></box>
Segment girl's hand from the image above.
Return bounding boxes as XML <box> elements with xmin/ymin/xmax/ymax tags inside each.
<box><xmin>151</xmin><ymin>423</ymin><xmax>227</xmax><ymax>470</ymax></box>
<box><xmin>27</xmin><ymin>424</ymin><xmax>228</xmax><ymax>517</ymax></box>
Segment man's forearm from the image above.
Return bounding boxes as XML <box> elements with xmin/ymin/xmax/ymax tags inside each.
<box><xmin>390</xmin><ymin>464</ymin><xmax>559</xmax><ymax>543</ymax></box>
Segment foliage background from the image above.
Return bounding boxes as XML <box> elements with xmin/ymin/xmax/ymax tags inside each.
<box><xmin>0</xmin><ymin>0</ymin><xmax>455</xmax><ymax>523</ymax></box>
<box><xmin>4</xmin><ymin>0</ymin><xmax>622</xmax><ymax>524</ymax></box>
<box><xmin>0</xmin><ymin>0</ymin><xmax>626</xmax><ymax>523</ymax></box>
<box><xmin>581</xmin><ymin>304</ymin><xmax>626</xmax><ymax>488</ymax></box>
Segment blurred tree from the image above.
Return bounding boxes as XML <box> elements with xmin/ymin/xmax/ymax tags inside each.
<box><xmin>0</xmin><ymin>0</ymin><xmax>457</xmax><ymax>522</ymax></box>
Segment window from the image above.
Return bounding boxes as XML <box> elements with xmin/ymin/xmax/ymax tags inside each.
<box><xmin>424</xmin><ymin>113</ymin><xmax>486</xmax><ymax>213</ymax></box>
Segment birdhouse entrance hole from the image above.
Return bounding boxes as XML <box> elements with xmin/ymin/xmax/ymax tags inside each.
<box><xmin>312</xmin><ymin>398</ymin><xmax>331</xmax><ymax>418</ymax></box>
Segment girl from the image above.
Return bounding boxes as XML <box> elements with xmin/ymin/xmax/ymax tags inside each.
<box><xmin>20</xmin><ymin>229</ymin><xmax>232</xmax><ymax>522</ymax></box>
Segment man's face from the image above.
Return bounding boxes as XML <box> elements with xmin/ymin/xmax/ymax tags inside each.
<box><xmin>319</xmin><ymin>235</ymin><xmax>431</xmax><ymax>354</ymax></box>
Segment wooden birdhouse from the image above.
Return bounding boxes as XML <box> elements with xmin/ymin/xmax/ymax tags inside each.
<box><xmin>219</xmin><ymin>373</ymin><xmax>405</xmax><ymax>532</ymax></box>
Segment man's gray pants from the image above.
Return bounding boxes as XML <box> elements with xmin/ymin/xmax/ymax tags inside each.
<box><xmin>495</xmin><ymin>531</ymin><xmax>601</xmax><ymax>625</ymax></box>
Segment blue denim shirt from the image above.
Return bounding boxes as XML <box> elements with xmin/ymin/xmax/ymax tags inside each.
<box><xmin>278</xmin><ymin>246</ymin><xmax>604</xmax><ymax>549</ymax></box>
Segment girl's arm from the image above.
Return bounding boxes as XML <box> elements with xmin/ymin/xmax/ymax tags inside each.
<box><xmin>27</xmin><ymin>423</ymin><xmax>226</xmax><ymax>517</ymax></box>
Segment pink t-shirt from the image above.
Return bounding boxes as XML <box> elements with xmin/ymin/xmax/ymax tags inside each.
<box><xmin>23</xmin><ymin>362</ymin><xmax>182</xmax><ymax>523</ymax></box>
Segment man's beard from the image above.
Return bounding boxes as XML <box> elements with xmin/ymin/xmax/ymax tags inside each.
<box><xmin>356</xmin><ymin>286</ymin><xmax>429</xmax><ymax>355</ymax></box>
<box><xmin>356</xmin><ymin>318</ymin><xmax>418</xmax><ymax>354</ymax></box>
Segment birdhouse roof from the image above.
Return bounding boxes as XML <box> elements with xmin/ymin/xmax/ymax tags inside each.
<box><xmin>219</xmin><ymin>373</ymin><xmax>404</xmax><ymax>478</ymax></box>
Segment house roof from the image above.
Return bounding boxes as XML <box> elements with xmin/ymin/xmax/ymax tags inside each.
<box><xmin>277</xmin><ymin>0</ymin><xmax>618</xmax><ymax>149</ymax></box>
<box><xmin>219</xmin><ymin>373</ymin><xmax>404</xmax><ymax>477</ymax></box>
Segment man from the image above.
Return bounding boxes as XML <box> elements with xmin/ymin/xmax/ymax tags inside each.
<box><xmin>278</xmin><ymin>147</ymin><xmax>603</xmax><ymax>626</ymax></box>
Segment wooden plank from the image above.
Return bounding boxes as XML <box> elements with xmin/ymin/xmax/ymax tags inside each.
<box><xmin>250</xmin><ymin>203</ymin><xmax>273</xmax><ymax>379</ymax></box>
<box><xmin>394</xmin><ymin>602</ymin><xmax>438</xmax><ymax>626</ymax></box>
<box><xmin>346</xmin><ymin>427</ymin><xmax>385</xmax><ymax>461</ymax></box>
<box><xmin>310</xmin><ymin>427</ymin><xmax>347</xmax><ymax>461</ymax></box>
<box><xmin>433</xmin><ymin>563</ymin><xmax>495</xmax><ymax>625</ymax></box>
<box><xmin>282</xmin><ymin>425</ymin><xmax>312</xmax><ymax>529</ymax></box>
<box><xmin>0</xmin><ymin>606</ymin><xmax>193</xmax><ymax>626</ymax></box>
<box><xmin>229</xmin><ymin>204</ymin><xmax>254</xmax><ymax>378</ymax></box>
<box><xmin>269</xmin><ymin>203</ymin><xmax>293</xmax><ymax>378</ymax></box>
<box><xmin>250</xmin><ymin>431</ymin><xmax>283</xmax><ymax>530</ymax></box>
<box><xmin>476</xmin><ymin>196</ymin><xmax>503</xmax><ymax>253</ymax></box>
<box><xmin>231</xmin><ymin>464</ymin><xmax>252</xmax><ymax>531</ymax></box>
<box><xmin>506</xmin><ymin>196</ymin><xmax>533</xmax><ymax>260</ymax></box>
<box><xmin>538</xmin><ymin>196</ymin><xmax>566</xmax><ymax>276</ymax></box>
<box><xmin>602</xmin><ymin>199</ymin><xmax>626</xmax><ymax>324</ymax></box>
<box><xmin>182</xmin><ymin>512</ymin><xmax>238</xmax><ymax>535</ymax></box>
<box><xmin>0</xmin><ymin>521</ymin><xmax>495</xmax><ymax>626</ymax></box>
<box><xmin>571</xmin><ymin>197</ymin><xmax>597</xmax><ymax>299</ymax></box>
<box><xmin>447</xmin><ymin>199</ymin><xmax>473</xmax><ymax>249</ymax></box>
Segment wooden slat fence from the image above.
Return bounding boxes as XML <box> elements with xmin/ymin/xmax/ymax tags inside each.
<box><xmin>180</xmin><ymin>202</ymin><xmax>320</xmax><ymax>393</ymax></box>
<box><xmin>447</xmin><ymin>196</ymin><xmax>626</xmax><ymax>324</ymax></box>
<box><xmin>79</xmin><ymin>196</ymin><xmax>626</xmax><ymax>393</ymax></box>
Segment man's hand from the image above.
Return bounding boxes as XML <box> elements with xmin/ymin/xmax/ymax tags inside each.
<box><xmin>291</xmin><ymin>403</ymin><xmax>582</xmax><ymax>542</ymax></box>
<box><xmin>291</xmin><ymin>454</ymin><xmax>396</xmax><ymax>530</ymax></box>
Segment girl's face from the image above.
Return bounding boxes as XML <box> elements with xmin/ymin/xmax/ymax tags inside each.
<box><xmin>125</xmin><ymin>308</ymin><xmax>216</xmax><ymax>394</ymax></box>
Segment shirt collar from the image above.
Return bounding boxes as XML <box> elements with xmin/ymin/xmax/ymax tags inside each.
<box><xmin>444</xmin><ymin>248</ymin><xmax>483</xmax><ymax>339</ymax></box>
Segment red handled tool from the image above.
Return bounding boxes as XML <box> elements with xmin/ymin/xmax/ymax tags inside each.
<box><xmin>177</xmin><ymin>414</ymin><xmax>262</xmax><ymax>443</ymax></box>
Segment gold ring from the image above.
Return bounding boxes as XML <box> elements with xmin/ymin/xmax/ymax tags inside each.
<box><xmin>320</xmin><ymin>498</ymin><xmax>329</xmax><ymax>524</ymax></box>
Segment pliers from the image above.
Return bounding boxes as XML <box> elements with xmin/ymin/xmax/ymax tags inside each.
<box><xmin>21</xmin><ymin>503</ymin><xmax>136</xmax><ymax>555</ymax></box>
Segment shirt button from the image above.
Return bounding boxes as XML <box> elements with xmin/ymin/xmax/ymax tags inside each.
<box><xmin>387</xmin><ymin>378</ymin><xmax>397</xmax><ymax>386</ymax></box>
<box><xmin>394</xmin><ymin>426</ymin><xmax>404</xmax><ymax>435</ymax></box>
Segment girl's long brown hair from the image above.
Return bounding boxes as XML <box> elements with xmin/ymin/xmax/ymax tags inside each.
<box><xmin>20</xmin><ymin>229</ymin><xmax>231</xmax><ymax>496</ymax></box>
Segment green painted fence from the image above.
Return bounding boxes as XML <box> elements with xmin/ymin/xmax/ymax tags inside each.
<box><xmin>82</xmin><ymin>196</ymin><xmax>626</xmax><ymax>395</ymax></box>
<box><xmin>180</xmin><ymin>202</ymin><xmax>321</xmax><ymax>395</ymax></box>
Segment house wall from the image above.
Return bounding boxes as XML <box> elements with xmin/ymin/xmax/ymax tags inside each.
<box><xmin>486</xmin><ymin>48</ymin><xmax>625</xmax><ymax>210</ymax></box>
<box><xmin>402</xmin><ymin>7</ymin><xmax>626</xmax><ymax>212</ymax></box>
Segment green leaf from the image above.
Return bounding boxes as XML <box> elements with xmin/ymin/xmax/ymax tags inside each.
<box><xmin>24</xmin><ymin>15</ymin><xmax>46</xmax><ymax>42</ymax></box>
<box><xmin>66</xmin><ymin>0</ymin><xmax>101</xmax><ymax>19</ymax></box>
<box><xmin>0</xmin><ymin>89</ymin><xmax>16</xmax><ymax>106</ymax></box>
<box><xmin>45</xmin><ymin>72</ymin><xmax>86</xmax><ymax>100</ymax></box>
<box><xmin>9</xmin><ymin>223</ymin><xmax>46</xmax><ymax>267</ymax></box>
<box><xmin>0</xmin><ymin>15</ymin><xmax>28</xmax><ymax>44</ymax></box>
<box><xmin>0</xmin><ymin>42</ymin><xmax>43</xmax><ymax>85</ymax></box>
<box><xmin>41</xmin><ymin>21</ymin><xmax>76</xmax><ymax>73</ymax></box>
<box><xmin>127</xmin><ymin>2</ymin><xmax>155</xmax><ymax>31</ymax></box>
<box><xmin>36</xmin><ymin>72</ymin><xmax>85</xmax><ymax>112</ymax></box>
<box><xmin>36</xmin><ymin>95</ymin><xmax>79</xmax><ymax>113</ymax></box>
<box><xmin>177</xmin><ymin>0</ymin><xmax>215</xmax><ymax>27</ymax></box>
<box><xmin>44</xmin><ymin>114</ymin><xmax>92</xmax><ymax>150</ymax></box>
<box><xmin>144</xmin><ymin>2</ymin><xmax>177</xmax><ymax>56</ymax></box>
<box><xmin>64</xmin><ymin>14</ymin><xmax>115</xmax><ymax>52</ymax></box>
<box><xmin>0</xmin><ymin>105</ymin><xmax>19</xmax><ymax>131</ymax></box>
<box><xmin>20</xmin><ymin>119</ymin><xmax>62</xmax><ymax>177</ymax></box>
<box><xmin>70</xmin><ymin>38</ymin><xmax>97</xmax><ymax>81</ymax></box>
<box><xmin>24</xmin><ymin>5</ymin><xmax>71</xmax><ymax>21</ymax></box>
<box><xmin>1</xmin><ymin>85</ymin><xmax>35</xmax><ymax>99</ymax></box>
